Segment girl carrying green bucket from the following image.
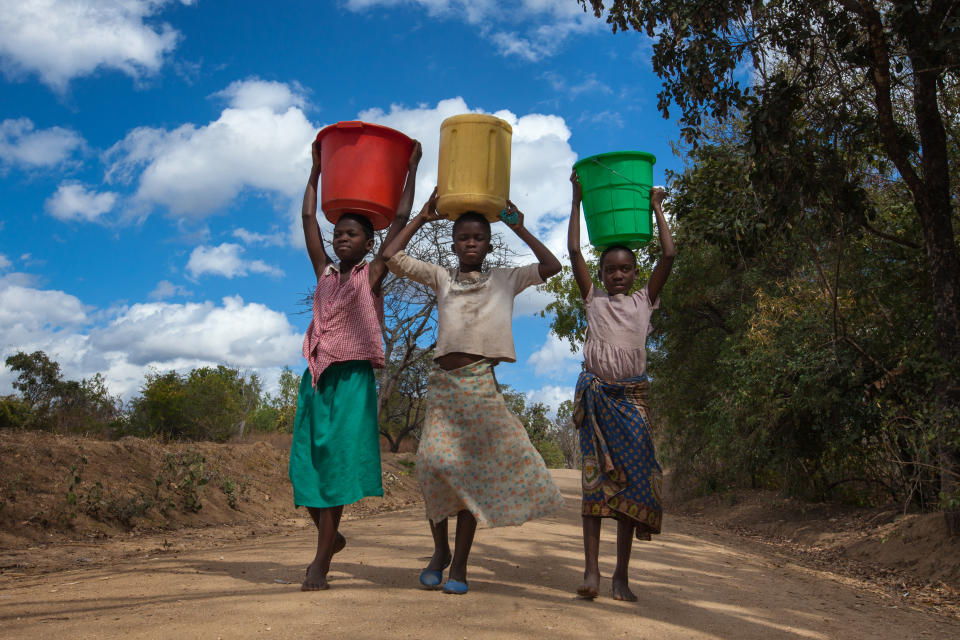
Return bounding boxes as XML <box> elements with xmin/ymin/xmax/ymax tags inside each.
<box><xmin>567</xmin><ymin>169</ymin><xmax>676</xmax><ymax>601</ymax></box>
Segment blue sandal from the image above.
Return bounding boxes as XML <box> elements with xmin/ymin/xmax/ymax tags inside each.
<box><xmin>442</xmin><ymin>579</ymin><xmax>468</xmax><ymax>595</ymax></box>
<box><xmin>419</xmin><ymin>560</ymin><xmax>451</xmax><ymax>590</ymax></box>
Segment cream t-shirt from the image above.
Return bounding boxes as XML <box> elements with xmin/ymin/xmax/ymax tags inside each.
<box><xmin>387</xmin><ymin>250</ymin><xmax>543</xmax><ymax>363</ymax></box>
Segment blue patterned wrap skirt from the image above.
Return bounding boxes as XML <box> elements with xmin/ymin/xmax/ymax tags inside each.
<box><xmin>574</xmin><ymin>371</ymin><xmax>663</xmax><ymax>540</ymax></box>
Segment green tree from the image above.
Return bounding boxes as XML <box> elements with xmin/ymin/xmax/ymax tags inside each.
<box><xmin>545</xmin><ymin>111</ymin><xmax>946</xmax><ymax>505</ymax></box>
<box><xmin>0</xmin><ymin>395</ymin><xmax>29</xmax><ymax>430</ymax></box>
<box><xmin>5</xmin><ymin>351</ymin><xmax>62</xmax><ymax>419</ymax></box>
<box><xmin>54</xmin><ymin>373</ymin><xmax>124</xmax><ymax>435</ymax></box>
<box><xmin>501</xmin><ymin>386</ymin><xmax>566</xmax><ymax>469</ymax></box>
<box><xmin>247</xmin><ymin>366</ymin><xmax>302</xmax><ymax>434</ymax></box>
<box><xmin>4</xmin><ymin>351</ymin><xmax>122</xmax><ymax>434</ymax></box>
<box><xmin>129</xmin><ymin>365</ymin><xmax>263</xmax><ymax>442</ymax></box>
<box><xmin>128</xmin><ymin>371</ymin><xmax>187</xmax><ymax>439</ymax></box>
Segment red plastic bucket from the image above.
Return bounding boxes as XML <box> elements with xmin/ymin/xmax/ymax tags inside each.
<box><xmin>316</xmin><ymin>121</ymin><xmax>414</xmax><ymax>230</ymax></box>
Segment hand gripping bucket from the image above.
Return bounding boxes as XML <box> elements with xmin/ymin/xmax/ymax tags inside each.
<box><xmin>437</xmin><ymin>114</ymin><xmax>512</xmax><ymax>222</ymax></box>
<box><xmin>316</xmin><ymin>121</ymin><xmax>415</xmax><ymax>230</ymax></box>
<box><xmin>574</xmin><ymin>151</ymin><xmax>656</xmax><ymax>249</ymax></box>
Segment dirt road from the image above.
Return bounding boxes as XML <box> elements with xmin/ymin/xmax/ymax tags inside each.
<box><xmin>1</xmin><ymin>470</ymin><xmax>956</xmax><ymax>639</ymax></box>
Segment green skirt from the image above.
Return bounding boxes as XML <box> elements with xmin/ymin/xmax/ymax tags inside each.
<box><xmin>288</xmin><ymin>361</ymin><xmax>383</xmax><ymax>508</ymax></box>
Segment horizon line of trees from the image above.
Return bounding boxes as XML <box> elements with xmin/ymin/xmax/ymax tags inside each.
<box><xmin>0</xmin><ymin>350</ymin><xmax>575</xmax><ymax>468</ymax></box>
<box><xmin>0</xmin><ymin>350</ymin><xmax>302</xmax><ymax>441</ymax></box>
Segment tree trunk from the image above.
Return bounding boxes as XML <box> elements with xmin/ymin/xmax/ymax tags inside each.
<box><xmin>909</xmin><ymin>48</ymin><xmax>960</xmax><ymax>535</ymax></box>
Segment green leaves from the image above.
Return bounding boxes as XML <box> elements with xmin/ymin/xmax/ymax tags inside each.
<box><xmin>129</xmin><ymin>365</ymin><xmax>263</xmax><ymax>442</ymax></box>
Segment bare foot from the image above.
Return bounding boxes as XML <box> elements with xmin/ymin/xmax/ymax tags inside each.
<box><xmin>611</xmin><ymin>576</ymin><xmax>637</xmax><ymax>602</ymax></box>
<box><xmin>333</xmin><ymin>532</ymin><xmax>346</xmax><ymax>555</ymax></box>
<box><xmin>577</xmin><ymin>571</ymin><xmax>599</xmax><ymax>599</ymax></box>
<box><xmin>301</xmin><ymin>562</ymin><xmax>329</xmax><ymax>591</ymax></box>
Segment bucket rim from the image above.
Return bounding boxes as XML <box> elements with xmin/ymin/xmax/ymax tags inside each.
<box><xmin>440</xmin><ymin>113</ymin><xmax>512</xmax><ymax>134</ymax></box>
<box><xmin>574</xmin><ymin>150</ymin><xmax>657</xmax><ymax>170</ymax></box>
<box><xmin>316</xmin><ymin>121</ymin><xmax>414</xmax><ymax>145</ymax></box>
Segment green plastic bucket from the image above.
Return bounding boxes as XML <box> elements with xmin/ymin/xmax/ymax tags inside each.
<box><xmin>574</xmin><ymin>151</ymin><xmax>656</xmax><ymax>250</ymax></box>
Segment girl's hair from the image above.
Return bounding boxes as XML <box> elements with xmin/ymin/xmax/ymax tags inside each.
<box><xmin>598</xmin><ymin>245</ymin><xmax>637</xmax><ymax>272</ymax></box>
<box><xmin>452</xmin><ymin>211</ymin><xmax>491</xmax><ymax>237</ymax></box>
<box><xmin>337</xmin><ymin>212</ymin><xmax>374</xmax><ymax>241</ymax></box>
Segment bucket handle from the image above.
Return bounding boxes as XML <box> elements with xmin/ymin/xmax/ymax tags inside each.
<box><xmin>336</xmin><ymin>121</ymin><xmax>365</xmax><ymax>130</ymax></box>
<box><xmin>586</xmin><ymin>158</ymin><xmax>652</xmax><ymax>194</ymax></box>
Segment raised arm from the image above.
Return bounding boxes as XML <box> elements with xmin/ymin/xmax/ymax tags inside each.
<box><xmin>502</xmin><ymin>200</ymin><xmax>562</xmax><ymax>281</ymax></box>
<box><xmin>645</xmin><ymin>187</ymin><xmax>675</xmax><ymax>304</ymax></box>
<box><xmin>568</xmin><ymin>171</ymin><xmax>593</xmax><ymax>299</ymax></box>
<box><xmin>381</xmin><ymin>186</ymin><xmax>441</xmax><ymax>262</ymax></box>
<box><xmin>370</xmin><ymin>141</ymin><xmax>422</xmax><ymax>291</ymax></box>
<box><xmin>303</xmin><ymin>139</ymin><xmax>330</xmax><ymax>279</ymax></box>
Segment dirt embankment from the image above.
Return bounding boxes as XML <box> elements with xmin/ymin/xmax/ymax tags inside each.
<box><xmin>672</xmin><ymin>489</ymin><xmax>960</xmax><ymax>605</ymax></box>
<box><xmin>0</xmin><ymin>431</ymin><xmax>420</xmax><ymax>555</ymax></box>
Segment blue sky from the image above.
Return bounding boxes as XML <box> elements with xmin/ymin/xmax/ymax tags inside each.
<box><xmin>0</xmin><ymin>0</ymin><xmax>681</xmax><ymax>414</ymax></box>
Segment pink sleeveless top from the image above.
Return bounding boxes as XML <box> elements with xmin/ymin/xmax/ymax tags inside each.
<box><xmin>302</xmin><ymin>261</ymin><xmax>385</xmax><ymax>386</ymax></box>
<box><xmin>582</xmin><ymin>283</ymin><xmax>659</xmax><ymax>382</ymax></box>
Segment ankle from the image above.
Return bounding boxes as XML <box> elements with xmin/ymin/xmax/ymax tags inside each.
<box><xmin>448</xmin><ymin>563</ymin><xmax>468</xmax><ymax>582</ymax></box>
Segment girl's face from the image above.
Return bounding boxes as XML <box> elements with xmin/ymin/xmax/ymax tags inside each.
<box><xmin>332</xmin><ymin>217</ymin><xmax>374</xmax><ymax>261</ymax></box>
<box><xmin>600</xmin><ymin>248</ymin><xmax>638</xmax><ymax>296</ymax></box>
<box><xmin>451</xmin><ymin>219</ymin><xmax>491</xmax><ymax>269</ymax></box>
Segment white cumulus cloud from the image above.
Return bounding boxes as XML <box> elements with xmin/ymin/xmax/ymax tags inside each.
<box><xmin>528</xmin><ymin>332</ymin><xmax>583</xmax><ymax>379</ymax></box>
<box><xmin>186</xmin><ymin>243</ymin><xmax>284</xmax><ymax>279</ymax></box>
<box><xmin>45</xmin><ymin>182</ymin><xmax>118</xmax><ymax>222</ymax></box>
<box><xmin>90</xmin><ymin>296</ymin><xmax>300</xmax><ymax>369</ymax></box>
<box><xmin>232</xmin><ymin>227</ymin><xmax>287</xmax><ymax>247</ymax></box>
<box><xmin>514</xmin><ymin>286</ymin><xmax>555</xmax><ymax>317</ymax></box>
<box><xmin>214</xmin><ymin>78</ymin><xmax>307</xmax><ymax>112</ymax></box>
<box><xmin>104</xmin><ymin>77</ymin><xmax>315</xmax><ymax>218</ymax></box>
<box><xmin>0</xmin><ymin>118</ymin><xmax>84</xmax><ymax>168</ymax></box>
<box><xmin>526</xmin><ymin>384</ymin><xmax>575</xmax><ymax>419</ymax></box>
<box><xmin>0</xmin><ymin>0</ymin><xmax>196</xmax><ymax>91</ymax></box>
<box><xmin>0</xmin><ymin>279</ymin><xmax>90</xmax><ymax>338</ymax></box>
<box><xmin>148</xmin><ymin>280</ymin><xmax>193</xmax><ymax>300</ymax></box>
<box><xmin>100</xmin><ymin>91</ymin><xmax>576</xmax><ymax>259</ymax></box>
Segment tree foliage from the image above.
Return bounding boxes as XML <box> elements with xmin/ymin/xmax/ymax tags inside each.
<box><xmin>3</xmin><ymin>351</ymin><xmax>122</xmax><ymax>434</ymax></box>
<box><xmin>501</xmin><ymin>385</ymin><xmax>567</xmax><ymax>469</ymax></box>
<box><xmin>248</xmin><ymin>366</ymin><xmax>300</xmax><ymax>434</ymax></box>
<box><xmin>128</xmin><ymin>366</ymin><xmax>262</xmax><ymax>442</ymax></box>
<box><xmin>579</xmin><ymin>0</ymin><xmax>960</xmax><ymax>530</ymax></box>
<box><xmin>545</xmin><ymin>114</ymin><xmax>951</xmax><ymax>508</ymax></box>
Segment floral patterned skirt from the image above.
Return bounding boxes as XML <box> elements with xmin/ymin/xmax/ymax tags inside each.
<box><xmin>575</xmin><ymin>371</ymin><xmax>663</xmax><ymax>540</ymax></box>
<box><xmin>417</xmin><ymin>360</ymin><xmax>565</xmax><ymax>527</ymax></box>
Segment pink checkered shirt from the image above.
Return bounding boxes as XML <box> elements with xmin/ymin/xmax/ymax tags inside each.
<box><xmin>302</xmin><ymin>261</ymin><xmax>385</xmax><ymax>386</ymax></box>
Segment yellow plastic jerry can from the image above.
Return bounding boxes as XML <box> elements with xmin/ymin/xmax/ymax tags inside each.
<box><xmin>437</xmin><ymin>114</ymin><xmax>512</xmax><ymax>222</ymax></box>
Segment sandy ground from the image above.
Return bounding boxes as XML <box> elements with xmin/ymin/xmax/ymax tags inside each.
<box><xmin>1</xmin><ymin>470</ymin><xmax>957</xmax><ymax>640</ymax></box>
